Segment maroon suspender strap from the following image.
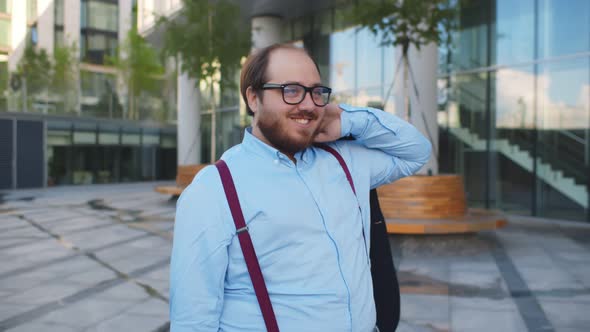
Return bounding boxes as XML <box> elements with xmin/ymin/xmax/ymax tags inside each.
<box><xmin>214</xmin><ymin>160</ymin><xmax>280</xmax><ymax>332</ymax></box>
<box><xmin>315</xmin><ymin>144</ymin><xmax>357</xmax><ymax>195</ymax></box>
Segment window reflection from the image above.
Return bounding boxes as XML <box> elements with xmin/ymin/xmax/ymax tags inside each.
<box><xmin>329</xmin><ymin>28</ymin><xmax>355</xmax><ymax>100</ymax></box>
<box><xmin>493</xmin><ymin>0</ymin><xmax>534</xmax><ymax>65</ymax></box>
<box><xmin>538</xmin><ymin>0</ymin><xmax>590</xmax><ymax>58</ymax></box>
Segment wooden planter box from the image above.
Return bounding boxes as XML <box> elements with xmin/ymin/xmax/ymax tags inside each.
<box><xmin>377</xmin><ymin>174</ymin><xmax>507</xmax><ymax>234</ymax></box>
<box><xmin>377</xmin><ymin>174</ymin><xmax>466</xmax><ymax>220</ymax></box>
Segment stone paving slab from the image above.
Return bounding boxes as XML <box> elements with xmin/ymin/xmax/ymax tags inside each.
<box><xmin>1</xmin><ymin>182</ymin><xmax>589</xmax><ymax>331</ymax></box>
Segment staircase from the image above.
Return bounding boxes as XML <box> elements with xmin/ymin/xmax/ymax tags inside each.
<box><xmin>449</xmin><ymin>126</ymin><xmax>588</xmax><ymax>209</ymax></box>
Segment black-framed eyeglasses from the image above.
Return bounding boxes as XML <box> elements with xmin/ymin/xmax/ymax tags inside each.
<box><xmin>262</xmin><ymin>83</ymin><xmax>332</xmax><ymax>107</ymax></box>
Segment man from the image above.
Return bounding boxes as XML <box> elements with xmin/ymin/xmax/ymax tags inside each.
<box><xmin>170</xmin><ymin>44</ymin><xmax>431</xmax><ymax>331</ymax></box>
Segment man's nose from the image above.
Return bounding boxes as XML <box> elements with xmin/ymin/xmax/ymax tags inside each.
<box><xmin>298</xmin><ymin>91</ymin><xmax>316</xmax><ymax>109</ymax></box>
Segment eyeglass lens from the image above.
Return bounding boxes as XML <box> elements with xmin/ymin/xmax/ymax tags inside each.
<box><xmin>283</xmin><ymin>84</ymin><xmax>330</xmax><ymax>106</ymax></box>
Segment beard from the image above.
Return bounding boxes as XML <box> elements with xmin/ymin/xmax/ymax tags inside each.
<box><xmin>257</xmin><ymin>109</ymin><xmax>321</xmax><ymax>155</ymax></box>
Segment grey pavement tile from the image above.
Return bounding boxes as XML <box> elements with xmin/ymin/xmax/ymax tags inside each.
<box><xmin>122</xmin><ymin>234</ymin><xmax>171</xmax><ymax>250</ymax></box>
<box><xmin>0</xmin><ymin>271</ymin><xmax>61</xmax><ymax>293</ymax></box>
<box><xmin>135</xmin><ymin>277</ymin><xmax>169</xmax><ymax>297</ymax></box>
<box><xmin>451</xmin><ymin>307</ymin><xmax>528</xmax><ymax>332</ymax></box>
<box><xmin>449</xmin><ymin>265</ymin><xmax>506</xmax><ymax>291</ymax></box>
<box><xmin>395</xmin><ymin>320</ymin><xmax>443</xmax><ymax>332</ymax></box>
<box><xmin>65</xmin><ymin>268</ymin><xmax>119</xmax><ymax>285</ymax></box>
<box><xmin>19</xmin><ymin>247</ymin><xmax>74</xmax><ymax>263</ymax></box>
<box><xmin>140</xmin><ymin>266</ymin><xmax>169</xmax><ymax>281</ymax></box>
<box><xmin>0</xmin><ymin>259</ymin><xmax>53</xmax><ymax>276</ymax></box>
<box><xmin>539</xmin><ymin>299</ymin><xmax>590</xmax><ymax>330</ymax></box>
<box><xmin>125</xmin><ymin>297</ymin><xmax>169</xmax><ymax>317</ymax></box>
<box><xmin>397</xmin><ymin>261</ymin><xmax>451</xmax><ymax>285</ymax></box>
<box><xmin>515</xmin><ymin>266</ymin><xmax>584</xmax><ymax>292</ymax></box>
<box><xmin>4</xmin><ymin>320</ymin><xmax>79</xmax><ymax>332</ymax></box>
<box><xmin>450</xmin><ymin>296</ymin><xmax>517</xmax><ymax>312</ymax></box>
<box><xmin>400</xmin><ymin>294</ymin><xmax>449</xmax><ymax>323</ymax></box>
<box><xmin>42</xmin><ymin>298</ymin><xmax>142</xmax><ymax>328</ymax></box>
<box><xmin>0</xmin><ymin>303</ymin><xmax>37</xmax><ymax>321</ymax></box>
<box><xmin>65</xmin><ymin>228</ymin><xmax>146</xmax><ymax>250</ymax></box>
<box><xmin>107</xmin><ymin>253</ymin><xmax>170</xmax><ymax>274</ymax></box>
<box><xmin>85</xmin><ymin>312</ymin><xmax>167</xmax><ymax>332</ymax></box>
<box><xmin>38</xmin><ymin>256</ymin><xmax>104</xmax><ymax>278</ymax></box>
<box><xmin>1</xmin><ymin>238</ymin><xmax>63</xmax><ymax>257</ymax></box>
<box><xmin>3</xmin><ymin>282</ymin><xmax>83</xmax><ymax>306</ymax></box>
<box><xmin>93</xmin><ymin>282</ymin><xmax>151</xmax><ymax>302</ymax></box>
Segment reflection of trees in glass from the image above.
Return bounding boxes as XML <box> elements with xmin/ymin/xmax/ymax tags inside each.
<box><xmin>157</xmin><ymin>0</ymin><xmax>250</xmax><ymax>162</ymax></box>
<box><xmin>108</xmin><ymin>26</ymin><xmax>163</xmax><ymax>121</ymax></box>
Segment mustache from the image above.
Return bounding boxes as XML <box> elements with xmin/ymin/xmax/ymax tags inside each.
<box><xmin>288</xmin><ymin>110</ymin><xmax>318</xmax><ymax>120</ymax></box>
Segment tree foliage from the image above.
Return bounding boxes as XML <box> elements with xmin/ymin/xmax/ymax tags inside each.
<box><xmin>156</xmin><ymin>0</ymin><xmax>250</xmax><ymax>89</ymax></box>
<box><xmin>51</xmin><ymin>42</ymin><xmax>79</xmax><ymax>112</ymax></box>
<box><xmin>108</xmin><ymin>26</ymin><xmax>164</xmax><ymax>120</ymax></box>
<box><xmin>351</xmin><ymin>0</ymin><xmax>457</xmax><ymax>55</ymax></box>
<box><xmin>17</xmin><ymin>45</ymin><xmax>52</xmax><ymax>95</ymax></box>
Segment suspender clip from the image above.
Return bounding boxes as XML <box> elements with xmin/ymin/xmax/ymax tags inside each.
<box><xmin>236</xmin><ymin>225</ymin><xmax>249</xmax><ymax>234</ymax></box>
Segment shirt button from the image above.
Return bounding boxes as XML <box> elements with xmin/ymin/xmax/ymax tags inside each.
<box><xmin>274</xmin><ymin>159</ymin><xmax>279</xmax><ymax>164</ymax></box>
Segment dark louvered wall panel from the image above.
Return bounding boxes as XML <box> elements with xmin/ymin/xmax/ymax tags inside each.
<box><xmin>17</xmin><ymin>120</ymin><xmax>44</xmax><ymax>188</ymax></box>
<box><xmin>0</xmin><ymin>119</ymin><xmax>13</xmax><ymax>189</ymax></box>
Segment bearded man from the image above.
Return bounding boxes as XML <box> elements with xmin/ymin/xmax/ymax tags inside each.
<box><xmin>169</xmin><ymin>44</ymin><xmax>431</xmax><ymax>332</ymax></box>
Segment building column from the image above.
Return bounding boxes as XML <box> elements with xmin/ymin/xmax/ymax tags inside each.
<box><xmin>177</xmin><ymin>65</ymin><xmax>201</xmax><ymax>166</ymax></box>
<box><xmin>251</xmin><ymin>16</ymin><xmax>283</xmax><ymax>50</ymax></box>
<box><xmin>393</xmin><ymin>43</ymin><xmax>439</xmax><ymax>174</ymax></box>
<box><xmin>36</xmin><ymin>0</ymin><xmax>54</xmax><ymax>53</ymax></box>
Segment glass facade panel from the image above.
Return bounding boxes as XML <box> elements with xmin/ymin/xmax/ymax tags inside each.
<box><xmin>493</xmin><ymin>0</ymin><xmax>535</xmax><ymax>65</ymax></box>
<box><xmin>0</xmin><ymin>19</ymin><xmax>10</xmax><ymax>47</ymax></box>
<box><xmin>54</xmin><ymin>0</ymin><xmax>64</xmax><ymax>25</ymax></box>
<box><xmin>0</xmin><ymin>0</ymin><xmax>10</xmax><ymax>13</ymax></box>
<box><xmin>491</xmin><ymin>67</ymin><xmax>535</xmax><ymax>214</ymax></box>
<box><xmin>329</xmin><ymin>28</ymin><xmax>356</xmax><ymax>103</ymax></box>
<box><xmin>82</xmin><ymin>1</ymin><xmax>118</xmax><ymax>32</ymax></box>
<box><xmin>436</xmin><ymin>0</ymin><xmax>589</xmax><ymax>221</ymax></box>
<box><xmin>452</xmin><ymin>0</ymin><xmax>490</xmax><ymax>71</ymax></box>
<box><xmin>45</xmin><ymin>120</ymin><xmax>176</xmax><ymax>186</ymax></box>
<box><xmin>538</xmin><ymin>0</ymin><xmax>590</xmax><ymax>58</ymax></box>
<box><xmin>536</xmin><ymin>58</ymin><xmax>589</xmax><ymax>220</ymax></box>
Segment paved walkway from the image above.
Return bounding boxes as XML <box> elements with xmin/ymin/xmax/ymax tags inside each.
<box><xmin>0</xmin><ymin>182</ymin><xmax>588</xmax><ymax>332</ymax></box>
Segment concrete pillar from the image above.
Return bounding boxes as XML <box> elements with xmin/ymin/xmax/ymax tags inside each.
<box><xmin>36</xmin><ymin>0</ymin><xmax>54</xmax><ymax>53</ymax></box>
<box><xmin>63</xmin><ymin>0</ymin><xmax>80</xmax><ymax>53</ymax></box>
<box><xmin>118</xmin><ymin>0</ymin><xmax>133</xmax><ymax>43</ymax></box>
<box><xmin>8</xmin><ymin>0</ymin><xmax>27</xmax><ymax>72</ymax></box>
<box><xmin>251</xmin><ymin>16</ymin><xmax>283</xmax><ymax>50</ymax></box>
<box><xmin>239</xmin><ymin>16</ymin><xmax>283</xmax><ymax>124</ymax></box>
<box><xmin>177</xmin><ymin>65</ymin><xmax>201</xmax><ymax>166</ymax></box>
<box><xmin>393</xmin><ymin>43</ymin><xmax>439</xmax><ymax>174</ymax></box>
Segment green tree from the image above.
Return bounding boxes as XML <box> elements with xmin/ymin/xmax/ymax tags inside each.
<box><xmin>16</xmin><ymin>45</ymin><xmax>52</xmax><ymax>111</ymax></box>
<box><xmin>51</xmin><ymin>42</ymin><xmax>79</xmax><ymax>113</ymax></box>
<box><xmin>157</xmin><ymin>0</ymin><xmax>250</xmax><ymax>162</ymax></box>
<box><xmin>351</xmin><ymin>0</ymin><xmax>460</xmax><ymax>162</ymax></box>
<box><xmin>108</xmin><ymin>26</ymin><xmax>164</xmax><ymax>120</ymax></box>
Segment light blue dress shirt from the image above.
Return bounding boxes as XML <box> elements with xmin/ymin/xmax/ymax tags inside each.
<box><xmin>170</xmin><ymin>104</ymin><xmax>431</xmax><ymax>332</ymax></box>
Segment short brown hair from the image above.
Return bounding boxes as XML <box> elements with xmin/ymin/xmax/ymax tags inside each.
<box><xmin>240</xmin><ymin>44</ymin><xmax>320</xmax><ymax>116</ymax></box>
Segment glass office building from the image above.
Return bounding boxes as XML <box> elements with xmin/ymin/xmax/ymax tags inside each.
<box><xmin>270</xmin><ymin>0</ymin><xmax>589</xmax><ymax>222</ymax></box>
<box><xmin>0</xmin><ymin>0</ymin><xmax>177</xmax><ymax>190</ymax></box>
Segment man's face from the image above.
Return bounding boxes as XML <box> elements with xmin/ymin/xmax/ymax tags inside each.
<box><xmin>248</xmin><ymin>48</ymin><xmax>326</xmax><ymax>156</ymax></box>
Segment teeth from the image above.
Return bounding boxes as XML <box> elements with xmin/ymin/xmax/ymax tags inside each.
<box><xmin>293</xmin><ymin>118</ymin><xmax>310</xmax><ymax>124</ymax></box>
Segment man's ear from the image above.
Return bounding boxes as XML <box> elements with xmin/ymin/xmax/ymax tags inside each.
<box><xmin>246</xmin><ymin>86</ymin><xmax>259</xmax><ymax>114</ymax></box>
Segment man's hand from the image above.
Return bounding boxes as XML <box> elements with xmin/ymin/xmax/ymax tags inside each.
<box><xmin>314</xmin><ymin>103</ymin><xmax>343</xmax><ymax>143</ymax></box>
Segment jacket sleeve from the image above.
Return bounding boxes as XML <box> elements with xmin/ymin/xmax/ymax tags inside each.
<box><xmin>169</xmin><ymin>166</ymin><xmax>233</xmax><ymax>332</ymax></box>
<box><xmin>337</xmin><ymin>103</ymin><xmax>432</xmax><ymax>189</ymax></box>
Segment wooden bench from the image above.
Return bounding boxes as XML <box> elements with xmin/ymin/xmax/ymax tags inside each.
<box><xmin>155</xmin><ymin>164</ymin><xmax>208</xmax><ymax>197</ymax></box>
<box><xmin>377</xmin><ymin>175</ymin><xmax>507</xmax><ymax>234</ymax></box>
